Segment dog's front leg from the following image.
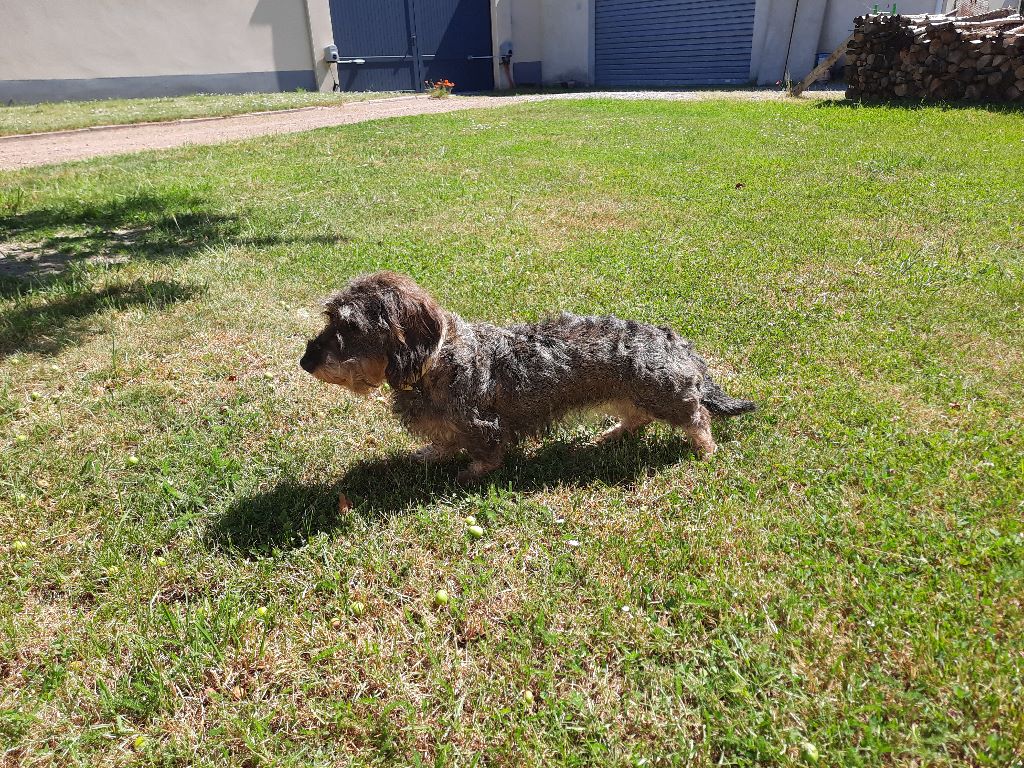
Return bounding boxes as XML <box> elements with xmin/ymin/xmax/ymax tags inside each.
<box><xmin>458</xmin><ymin>419</ymin><xmax>504</xmax><ymax>483</ymax></box>
<box><xmin>457</xmin><ymin>445</ymin><xmax>505</xmax><ymax>484</ymax></box>
<box><xmin>413</xmin><ymin>442</ymin><xmax>459</xmax><ymax>464</ymax></box>
<box><xmin>452</xmin><ymin>414</ymin><xmax>505</xmax><ymax>483</ymax></box>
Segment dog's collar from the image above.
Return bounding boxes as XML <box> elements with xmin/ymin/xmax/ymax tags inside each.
<box><xmin>401</xmin><ymin>316</ymin><xmax>448</xmax><ymax>391</ymax></box>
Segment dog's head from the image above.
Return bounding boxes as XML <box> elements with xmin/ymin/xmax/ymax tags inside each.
<box><xmin>299</xmin><ymin>271</ymin><xmax>445</xmax><ymax>394</ymax></box>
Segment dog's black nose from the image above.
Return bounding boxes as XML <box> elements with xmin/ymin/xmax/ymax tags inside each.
<box><xmin>299</xmin><ymin>346</ymin><xmax>316</xmax><ymax>373</ymax></box>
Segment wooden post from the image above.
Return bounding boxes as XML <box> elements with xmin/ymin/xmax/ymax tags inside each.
<box><xmin>788</xmin><ymin>33</ymin><xmax>854</xmax><ymax>97</ymax></box>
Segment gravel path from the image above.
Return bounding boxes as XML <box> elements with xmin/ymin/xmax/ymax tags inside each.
<box><xmin>0</xmin><ymin>88</ymin><xmax>844</xmax><ymax>171</ymax></box>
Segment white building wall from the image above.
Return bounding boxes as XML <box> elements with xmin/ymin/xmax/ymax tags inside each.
<box><xmin>510</xmin><ymin>0</ymin><xmax>544</xmax><ymax>80</ymax></box>
<box><xmin>0</xmin><ymin>0</ymin><xmax>321</xmax><ymax>103</ymax></box>
<box><xmin>502</xmin><ymin>0</ymin><xmax>591</xmax><ymax>86</ymax></box>
<box><xmin>818</xmin><ymin>0</ymin><xmax>944</xmax><ymax>56</ymax></box>
<box><xmin>540</xmin><ymin>0</ymin><xmax>591</xmax><ymax>85</ymax></box>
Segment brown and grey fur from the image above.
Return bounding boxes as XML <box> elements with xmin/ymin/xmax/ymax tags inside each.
<box><xmin>300</xmin><ymin>271</ymin><xmax>755</xmax><ymax>483</ymax></box>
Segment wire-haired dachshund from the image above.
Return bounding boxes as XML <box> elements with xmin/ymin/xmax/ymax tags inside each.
<box><xmin>300</xmin><ymin>271</ymin><xmax>755</xmax><ymax>482</ymax></box>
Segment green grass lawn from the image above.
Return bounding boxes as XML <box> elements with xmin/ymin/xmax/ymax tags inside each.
<box><xmin>0</xmin><ymin>90</ymin><xmax>399</xmax><ymax>136</ymax></box>
<box><xmin>1</xmin><ymin>99</ymin><xmax>1022</xmax><ymax>767</ymax></box>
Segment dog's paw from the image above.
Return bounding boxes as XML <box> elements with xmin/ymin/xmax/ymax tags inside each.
<box><xmin>456</xmin><ymin>459</ymin><xmax>502</xmax><ymax>484</ymax></box>
<box><xmin>412</xmin><ymin>445</ymin><xmax>435</xmax><ymax>464</ymax></box>
<box><xmin>596</xmin><ymin>416</ymin><xmax>650</xmax><ymax>446</ymax></box>
<box><xmin>596</xmin><ymin>423</ymin><xmax>628</xmax><ymax>445</ymax></box>
<box><xmin>412</xmin><ymin>444</ymin><xmax>455</xmax><ymax>464</ymax></box>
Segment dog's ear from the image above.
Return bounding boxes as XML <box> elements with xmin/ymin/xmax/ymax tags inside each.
<box><xmin>382</xmin><ymin>281</ymin><xmax>445</xmax><ymax>389</ymax></box>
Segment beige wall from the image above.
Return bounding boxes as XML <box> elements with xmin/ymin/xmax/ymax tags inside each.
<box><xmin>492</xmin><ymin>0</ymin><xmax>515</xmax><ymax>89</ymax></box>
<box><xmin>0</xmin><ymin>0</ymin><xmax>314</xmax><ymax>81</ymax></box>
<box><xmin>305</xmin><ymin>0</ymin><xmax>338</xmax><ymax>92</ymax></box>
<box><xmin>541</xmin><ymin>0</ymin><xmax>590</xmax><ymax>84</ymax></box>
<box><xmin>504</xmin><ymin>0</ymin><xmax>591</xmax><ymax>85</ymax></box>
<box><xmin>510</xmin><ymin>0</ymin><xmax>544</xmax><ymax>65</ymax></box>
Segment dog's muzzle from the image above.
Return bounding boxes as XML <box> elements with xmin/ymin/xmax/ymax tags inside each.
<box><xmin>299</xmin><ymin>348</ymin><xmax>318</xmax><ymax>374</ymax></box>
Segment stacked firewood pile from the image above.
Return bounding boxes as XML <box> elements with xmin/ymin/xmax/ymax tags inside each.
<box><xmin>845</xmin><ymin>8</ymin><xmax>1024</xmax><ymax>101</ymax></box>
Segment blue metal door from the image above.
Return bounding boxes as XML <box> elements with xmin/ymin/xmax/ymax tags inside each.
<box><xmin>330</xmin><ymin>0</ymin><xmax>420</xmax><ymax>92</ymax></box>
<box><xmin>415</xmin><ymin>0</ymin><xmax>494</xmax><ymax>92</ymax></box>
<box><xmin>595</xmin><ymin>0</ymin><xmax>756</xmax><ymax>87</ymax></box>
<box><xmin>329</xmin><ymin>0</ymin><xmax>493</xmax><ymax>92</ymax></box>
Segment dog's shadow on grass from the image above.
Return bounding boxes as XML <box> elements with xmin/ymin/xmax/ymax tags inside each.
<box><xmin>208</xmin><ymin>430</ymin><xmax>716</xmax><ymax>558</ymax></box>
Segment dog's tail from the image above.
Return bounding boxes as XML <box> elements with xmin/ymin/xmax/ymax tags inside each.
<box><xmin>701</xmin><ymin>375</ymin><xmax>756</xmax><ymax>417</ymax></box>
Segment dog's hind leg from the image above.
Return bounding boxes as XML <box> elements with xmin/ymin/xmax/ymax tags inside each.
<box><xmin>597</xmin><ymin>401</ymin><xmax>653</xmax><ymax>444</ymax></box>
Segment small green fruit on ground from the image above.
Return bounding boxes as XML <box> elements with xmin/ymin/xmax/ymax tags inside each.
<box><xmin>522</xmin><ymin>690</ymin><xmax>535</xmax><ymax>706</ymax></box>
<box><xmin>801</xmin><ymin>742</ymin><xmax>819</xmax><ymax>762</ymax></box>
<box><xmin>467</xmin><ymin>525</ymin><xmax>484</xmax><ymax>539</ymax></box>
<box><xmin>350</xmin><ymin>600</ymin><xmax>366</xmax><ymax>617</ymax></box>
<box><xmin>434</xmin><ymin>589</ymin><xmax>449</xmax><ymax>607</ymax></box>
<box><xmin>256</xmin><ymin>606</ymin><xmax>268</xmax><ymax>617</ymax></box>
<box><xmin>12</xmin><ymin>540</ymin><xmax>28</xmax><ymax>552</ymax></box>
<box><xmin>153</xmin><ymin>556</ymin><xmax>167</xmax><ymax>567</ymax></box>
<box><xmin>126</xmin><ymin>455</ymin><xmax>140</xmax><ymax>466</ymax></box>
<box><xmin>464</xmin><ymin>515</ymin><xmax>477</xmax><ymax>526</ymax></box>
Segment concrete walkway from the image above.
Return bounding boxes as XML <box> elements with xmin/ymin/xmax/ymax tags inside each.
<box><xmin>0</xmin><ymin>89</ymin><xmax>843</xmax><ymax>171</ymax></box>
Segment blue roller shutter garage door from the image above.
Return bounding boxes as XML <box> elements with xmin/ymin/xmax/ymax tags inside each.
<box><xmin>594</xmin><ymin>0</ymin><xmax>756</xmax><ymax>87</ymax></box>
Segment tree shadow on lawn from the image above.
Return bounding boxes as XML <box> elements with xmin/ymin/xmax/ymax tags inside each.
<box><xmin>0</xmin><ymin>191</ymin><xmax>232</xmax><ymax>358</ymax></box>
<box><xmin>0</xmin><ymin>190</ymin><xmax>351</xmax><ymax>358</ymax></box>
<box><xmin>208</xmin><ymin>429</ymin><xmax>720</xmax><ymax>558</ymax></box>
<box><xmin>0</xmin><ymin>278</ymin><xmax>203</xmax><ymax>358</ymax></box>
<box><xmin>0</xmin><ymin>191</ymin><xmax>239</xmax><ymax>293</ymax></box>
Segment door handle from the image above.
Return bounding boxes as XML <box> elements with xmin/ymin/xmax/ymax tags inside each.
<box><xmin>337</xmin><ymin>55</ymin><xmax>411</xmax><ymax>62</ymax></box>
<box><xmin>466</xmin><ymin>55</ymin><xmax>493</xmax><ymax>60</ymax></box>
